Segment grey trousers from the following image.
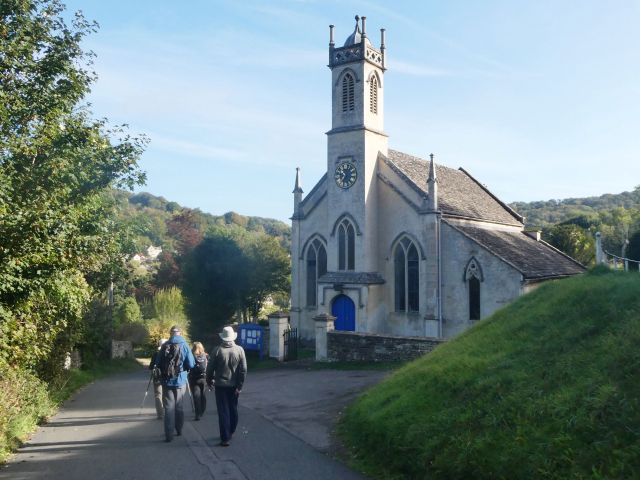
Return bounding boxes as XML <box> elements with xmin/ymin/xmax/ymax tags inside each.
<box><xmin>162</xmin><ymin>384</ymin><xmax>186</xmax><ymax>440</ymax></box>
<box><xmin>153</xmin><ymin>382</ymin><xmax>163</xmax><ymax>418</ymax></box>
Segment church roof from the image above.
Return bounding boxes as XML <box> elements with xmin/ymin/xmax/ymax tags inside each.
<box><xmin>343</xmin><ymin>18</ymin><xmax>372</xmax><ymax>47</ymax></box>
<box><xmin>382</xmin><ymin>149</ymin><xmax>524</xmax><ymax>226</ymax></box>
<box><xmin>448</xmin><ymin>222</ymin><xmax>586</xmax><ymax>280</ymax></box>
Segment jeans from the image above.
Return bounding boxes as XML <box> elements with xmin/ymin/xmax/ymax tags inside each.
<box><xmin>190</xmin><ymin>378</ymin><xmax>207</xmax><ymax>419</ymax></box>
<box><xmin>162</xmin><ymin>384</ymin><xmax>186</xmax><ymax>440</ymax></box>
<box><xmin>214</xmin><ymin>386</ymin><xmax>239</xmax><ymax>442</ymax></box>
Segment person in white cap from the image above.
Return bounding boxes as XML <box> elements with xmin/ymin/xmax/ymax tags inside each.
<box><xmin>206</xmin><ymin>325</ymin><xmax>247</xmax><ymax>446</ymax></box>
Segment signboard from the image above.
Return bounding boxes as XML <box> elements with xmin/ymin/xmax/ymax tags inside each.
<box><xmin>238</xmin><ymin>324</ymin><xmax>264</xmax><ymax>359</ymax></box>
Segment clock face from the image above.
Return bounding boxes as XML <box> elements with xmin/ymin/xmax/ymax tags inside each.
<box><xmin>334</xmin><ymin>161</ymin><xmax>357</xmax><ymax>189</ymax></box>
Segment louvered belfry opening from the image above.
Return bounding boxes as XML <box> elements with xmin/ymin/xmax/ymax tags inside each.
<box><xmin>369</xmin><ymin>75</ymin><xmax>378</xmax><ymax>114</ymax></box>
<box><xmin>342</xmin><ymin>73</ymin><xmax>355</xmax><ymax>112</ymax></box>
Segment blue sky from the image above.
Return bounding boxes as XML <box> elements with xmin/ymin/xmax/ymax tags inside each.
<box><xmin>63</xmin><ymin>0</ymin><xmax>640</xmax><ymax>222</ymax></box>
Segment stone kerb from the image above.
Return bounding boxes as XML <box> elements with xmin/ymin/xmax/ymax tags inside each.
<box><xmin>314</xmin><ymin>312</ymin><xmax>336</xmax><ymax>361</ymax></box>
<box><xmin>268</xmin><ymin>311</ymin><xmax>289</xmax><ymax>361</ymax></box>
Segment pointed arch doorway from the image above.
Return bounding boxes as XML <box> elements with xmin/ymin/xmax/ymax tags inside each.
<box><xmin>331</xmin><ymin>294</ymin><xmax>355</xmax><ymax>331</ymax></box>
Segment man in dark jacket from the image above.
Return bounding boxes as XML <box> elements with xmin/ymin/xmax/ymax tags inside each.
<box><xmin>160</xmin><ymin>326</ymin><xmax>195</xmax><ymax>442</ymax></box>
<box><xmin>206</xmin><ymin>326</ymin><xmax>247</xmax><ymax>446</ymax></box>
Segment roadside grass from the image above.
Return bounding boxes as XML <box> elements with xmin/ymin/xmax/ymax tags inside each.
<box><xmin>0</xmin><ymin>358</ymin><xmax>141</xmax><ymax>463</ymax></box>
<box><xmin>339</xmin><ymin>268</ymin><xmax>640</xmax><ymax>479</ymax></box>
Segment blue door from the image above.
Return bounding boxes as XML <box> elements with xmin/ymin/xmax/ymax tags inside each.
<box><xmin>331</xmin><ymin>295</ymin><xmax>355</xmax><ymax>331</ymax></box>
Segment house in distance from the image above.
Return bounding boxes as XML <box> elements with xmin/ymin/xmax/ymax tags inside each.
<box><xmin>290</xmin><ymin>16</ymin><xmax>585</xmax><ymax>342</ymax></box>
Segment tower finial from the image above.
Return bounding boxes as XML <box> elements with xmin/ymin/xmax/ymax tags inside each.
<box><xmin>293</xmin><ymin>167</ymin><xmax>303</xmax><ymax>194</ymax></box>
<box><xmin>429</xmin><ymin>153</ymin><xmax>437</xmax><ymax>181</ymax></box>
<box><xmin>361</xmin><ymin>16</ymin><xmax>367</xmax><ymax>37</ymax></box>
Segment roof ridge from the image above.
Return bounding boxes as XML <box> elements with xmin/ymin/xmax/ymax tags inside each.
<box><xmin>457</xmin><ymin>167</ymin><xmax>524</xmax><ymax>224</ymax></box>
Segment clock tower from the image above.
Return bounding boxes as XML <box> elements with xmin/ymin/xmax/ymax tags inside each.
<box><xmin>326</xmin><ymin>15</ymin><xmax>388</xmax><ymax>273</ymax></box>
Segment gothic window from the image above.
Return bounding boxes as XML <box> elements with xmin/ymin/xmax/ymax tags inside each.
<box><xmin>394</xmin><ymin>237</ymin><xmax>420</xmax><ymax>312</ymax></box>
<box><xmin>337</xmin><ymin>219</ymin><xmax>355</xmax><ymax>270</ymax></box>
<box><xmin>464</xmin><ymin>257</ymin><xmax>483</xmax><ymax>320</ymax></box>
<box><xmin>469</xmin><ymin>277</ymin><xmax>480</xmax><ymax>320</ymax></box>
<box><xmin>342</xmin><ymin>73</ymin><xmax>355</xmax><ymax>113</ymax></box>
<box><xmin>369</xmin><ymin>75</ymin><xmax>378</xmax><ymax>114</ymax></box>
<box><xmin>306</xmin><ymin>239</ymin><xmax>327</xmax><ymax>306</ymax></box>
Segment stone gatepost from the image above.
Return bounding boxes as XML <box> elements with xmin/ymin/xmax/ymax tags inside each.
<box><xmin>268</xmin><ymin>312</ymin><xmax>289</xmax><ymax>361</ymax></box>
<box><xmin>314</xmin><ymin>312</ymin><xmax>335</xmax><ymax>361</ymax></box>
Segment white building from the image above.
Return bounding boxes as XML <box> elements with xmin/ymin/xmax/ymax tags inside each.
<box><xmin>290</xmin><ymin>16</ymin><xmax>584</xmax><ymax>341</ymax></box>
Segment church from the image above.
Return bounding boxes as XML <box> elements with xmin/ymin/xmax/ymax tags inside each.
<box><xmin>290</xmin><ymin>16</ymin><xmax>584</xmax><ymax>342</ymax></box>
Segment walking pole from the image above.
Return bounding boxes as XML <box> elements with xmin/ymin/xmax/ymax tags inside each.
<box><xmin>138</xmin><ymin>370</ymin><xmax>154</xmax><ymax>415</ymax></box>
<box><xmin>186</xmin><ymin>380</ymin><xmax>195</xmax><ymax>413</ymax></box>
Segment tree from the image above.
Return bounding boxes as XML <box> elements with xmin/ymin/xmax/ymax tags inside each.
<box><xmin>544</xmin><ymin>225</ymin><xmax>595</xmax><ymax>266</ymax></box>
<box><xmin>242</xmin><ymin>235</ymin><xmax>290</xmax><ymax>319</ymax></box>
<box><xmin>182</xmin><ymin>233</ymin><xmax>248</xmax><ymax>345</ymax></box>
<box><xmin>626</xmin><ymin>230</ymin><xmax>640</xmax><ymax>262</ymax></box>
<box><xmin>0</xmin><ymin>0</ymin><xmax>146</xmax><ymax>373</ymax></box>
<box><xmin>145</xmin><ymin>287</ymin><xmax>188</xmax><ymax>345</ymax></box>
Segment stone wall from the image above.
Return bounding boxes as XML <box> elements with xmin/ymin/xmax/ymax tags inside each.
<box><xmin>327</xmin><ymin>331</ymin><xmax>444</xmax><ymax>362</ymax></box>
<box><xmin>111</xmin><ymin>340</ymin><xmax>133</xmax><ymax>359</ymax></box>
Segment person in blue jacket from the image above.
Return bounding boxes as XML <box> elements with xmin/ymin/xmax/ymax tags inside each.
<box><xmin>160</xmin><ymin>325</ymin><xmax>195</xmax><ymax>442</ymax></box>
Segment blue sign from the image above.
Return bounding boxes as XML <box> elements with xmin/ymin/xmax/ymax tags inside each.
<box><xmin>238</xmin><ymin>324</ymin><xmax>265</xmax><ymax>359</ymax></box>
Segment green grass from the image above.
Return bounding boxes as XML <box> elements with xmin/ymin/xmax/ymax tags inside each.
<box><xmin>340</xmin><ymin>268</ymin><xmax>640</xmax><ymax>479</ymax></box>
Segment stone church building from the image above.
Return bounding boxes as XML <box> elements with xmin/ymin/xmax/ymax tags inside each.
<box><xmin>290</xmin><ymin>16</ymin><xmax>584</xmax><ymax>342</ymax></box>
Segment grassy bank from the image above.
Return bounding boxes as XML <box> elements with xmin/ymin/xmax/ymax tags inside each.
<box><xmin>0</xmin><ymin>358</ymin><xmax>140</xmax><ymax>463</ymax></box>
<box><xmin>340</xmin><ymin>268</ymin><xmax>640</xmax><ymax>479</ymax></box>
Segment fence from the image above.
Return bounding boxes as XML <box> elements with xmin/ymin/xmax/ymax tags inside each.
<box><xmin>596</xmin><ymin>232</ymin><xmax>640</xmax><ymax>272</ymax></box>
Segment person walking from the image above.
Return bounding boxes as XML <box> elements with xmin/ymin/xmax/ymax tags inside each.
<box><xmin>159</xmin><ymin>326</ymin><xmax>195</xmax><ymax>442</ymax></box>
<box><xmin>148</xmin><ymin>338</ymin><xmax>167</xmax><ymax>419</ymax></box>
<box><xmin>188</xmin><ymin>342</ymin><xmax>209</xmax><ymax>421</ymax></box>
<box><xmin>206</xmin><ymin>326</ymin><xmax>247</xmax><ymax>447</ymax></box>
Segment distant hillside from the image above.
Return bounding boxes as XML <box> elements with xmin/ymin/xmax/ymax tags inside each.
<box><xmin>510</xmin><ymin>187</ymin><xmax>640</xmax><ymax>228</ymax></box>
<box><xmin>341</xmin><ymin>268</ymin><xmax>640</xmax><ymax>479</ymax></box>
<box><xmin>111</xmin><ymin>190</ymin><xmax>291</xmax><ymax>252</ymax></box>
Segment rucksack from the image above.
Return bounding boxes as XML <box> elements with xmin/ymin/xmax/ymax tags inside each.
<box><xmin>159</xmin><ymin>342</ymin><xmax>183</xmax><ymax>381</ymax></box>
<box><xmin>191</xmin><ymin>354</ymin><xmax>207</xmax><ymax>379</ymax></box>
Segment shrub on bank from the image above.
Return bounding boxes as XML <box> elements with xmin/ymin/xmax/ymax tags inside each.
<box><xmin>0</xmin><ymin>366</ymin><xmax>54</xmax><ymax>463</ymax></box>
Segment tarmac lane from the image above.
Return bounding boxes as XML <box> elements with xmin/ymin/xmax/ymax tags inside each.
<box><xmin>1</xmin><ymin>365</ymin><xmax>387</xmax><ymax>480</ymax></box>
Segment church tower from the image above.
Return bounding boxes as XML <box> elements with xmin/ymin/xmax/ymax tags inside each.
<box><xmin>326</xmin><ymin>16</ymin><xmax>388</xmax><ymax>273</ymax></box>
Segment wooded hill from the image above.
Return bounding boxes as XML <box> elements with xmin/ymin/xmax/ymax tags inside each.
<box><xmin>112</xmin><ymin>190</ymin><xmax>291</xmax><ymax>252</ymax></box>
<box><xmin>510</xmin><ymin>186</ymin><xmax>640</xmax><ymax>229</ymax></box>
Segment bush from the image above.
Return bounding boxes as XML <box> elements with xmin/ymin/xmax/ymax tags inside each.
<box><xmin>0</xmin><ymin>366</ymin><xmax>54</xmax><ymax>463</ymax></box>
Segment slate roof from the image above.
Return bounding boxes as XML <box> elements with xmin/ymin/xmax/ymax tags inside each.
<box><xmin>318</xmin><ymin>271</ymin><xmax>385</xmax><ymax>285</ymax></box>
<box><xmin>382</xmin><ymin>149</ymin><xmax>524</xmax><ymax>226</ymax></box>
<box><xmin>449</xmin><ymin>222</ymin><xmax>586</xmax><ymax>280</ymax></box>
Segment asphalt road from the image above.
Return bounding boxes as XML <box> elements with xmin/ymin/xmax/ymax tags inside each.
<box><xmin>1</xmin><ymin>365</ymin><xmax>388</xmax><ymax>480</ymax></box>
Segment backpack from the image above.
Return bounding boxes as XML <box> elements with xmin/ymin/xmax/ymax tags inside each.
<box><xmin>158</xmin><ymin>342</ymin><xmax>183</xmax><ymax>381</ymax></box>
<box><xmin>191</xmin><ymin>354</ymin><xmax>207</xmax><ymax>379</ymax></box>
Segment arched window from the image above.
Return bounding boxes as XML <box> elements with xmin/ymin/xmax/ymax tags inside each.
<box><xmin>369</xmin><ymin>75</ymin><xmax>378</xmax><ymax>114</ymax></box>
<box><xmin>464</xmin><ymin>257</ymin><xmax>483</xmax><ymax>320</ymax></box>
<box><xmin>394</xmin><ymin>237</ymin><xmax>420</xmax><ymax>312</ymax></box>
<box><xmin>306</xmin><ymin>239</ymin><xmax>327</xmax><ymax>306</ymax></box>
<box><xmin>337</xmin><ymin>219</ymin><xmax>355</xmax><ymax>270</ymax></box>
<box><xmin>469</xmin><ymin>277</ymin><xmax>480</xmax><ymax>320</ymax></box>
<box><xmin>342</xmin><ymin>73</ymin><xmax>355</xmax><ymax>113</ymax></box>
